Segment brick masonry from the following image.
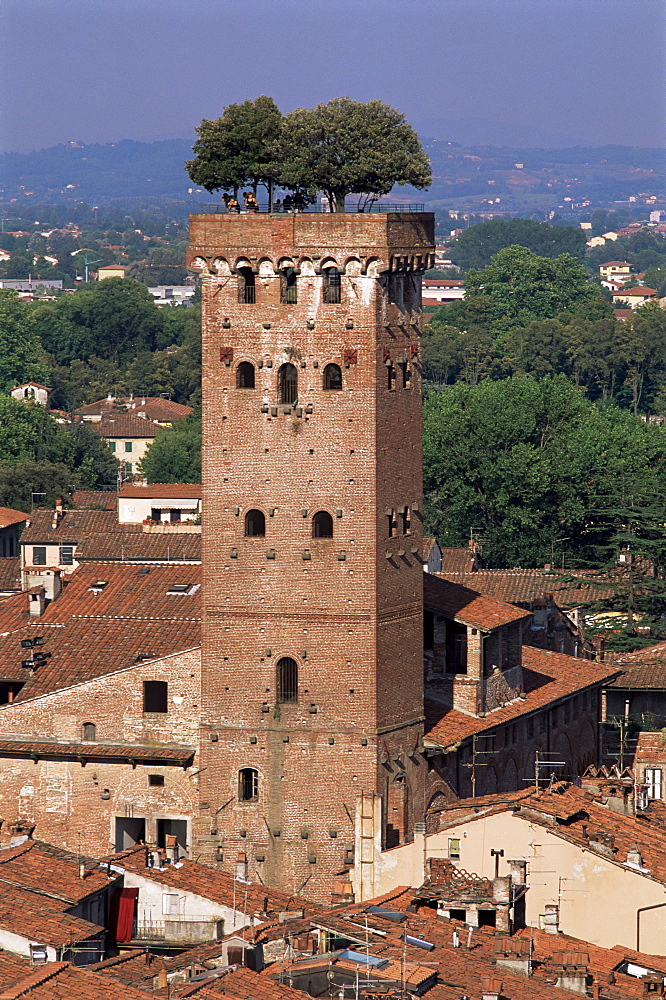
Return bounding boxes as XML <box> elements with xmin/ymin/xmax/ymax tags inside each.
<box><xmin>189</xmin><ymin>212</ymin><xmax>436</xmax><ymax>897</ymax></box>
<box><xmin>0</xmin><ymin>650</ymin><xmax>201</xmax><ymax>857</ymax></box>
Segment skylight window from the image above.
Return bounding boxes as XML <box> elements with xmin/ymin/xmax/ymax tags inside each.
<box><xmin>167</xmin><ymin>583</ymin><xmax>190</xmax><ymax>594</ymax></box>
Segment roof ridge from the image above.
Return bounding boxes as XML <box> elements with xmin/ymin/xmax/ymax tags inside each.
<box><xmin>0</xmin><ymin>961</ymin><xmax>68</xmax><ymax>998</ymax></box>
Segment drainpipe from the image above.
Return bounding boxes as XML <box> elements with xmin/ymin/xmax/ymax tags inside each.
<box><xmin>636</xmin><ymin>901</ymin><xmax>666</xmax><ymax>951</ymax></box>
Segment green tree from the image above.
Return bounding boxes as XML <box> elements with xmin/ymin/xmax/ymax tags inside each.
<box><xmin>0</xmin><ymin>291</ymin><xmax>49</xmax><ymax>390</ymax></box>
<box><xmin>0</xmin><ymin>396</ymin><xmax>74</xmax><ymax>464</ymax></box>
<box><xmin>451</xmin><ymin>218</ymin><xmax>587</xmax><ymax>271</ymax></box>
<box><xmin>139</xmin><ymin>414</ymin><xmax>201</xmax><ymax>483</ymax></box>
<box><xmin>465</xmin><ymin>246</ymin><xmax>599</xmax><ymax>337</ymax></box>
<box><xmin>616</xmin><ymin>303</ymin><xmax>666</xmax><ymax>415</ymax></box>
<box><xmin>186</xmin><ymin>96</ymin><xmax>283</xmax><ymax>203</ymax></box>
<box><xmin>503</xmin><ymin>319</ymin><xmax>570</xmax><ymax>378</ymax></box>
<box><xmin>279</xmin><ymin>98</ymin><xmax>431</xmax><ymax>212</ymax></box>
<box><xmin>68</xmin><ymin>420</ymin><xmax>119</xmax><ymax>488</ymax></box>
<box><xmin>0</xmin><ymin>460</ymin><xmax>76</xmax><ymax>512</ymax></box>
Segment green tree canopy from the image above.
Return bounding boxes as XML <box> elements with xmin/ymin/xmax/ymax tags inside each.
<box><xmin>186</xmin><ymin>96</ymin><xmax>283</xmax><ymax>200</ymax></box>
<box><xmin>139</xmin><ymin>414</ymin><xmax>201</xmax><ymax>483</ymax></box>
<box><xmin>465</xmin><ymin>246</ymin><xmax>599</xmax><ymax>337</ymax></box>
<box><xmin>0</xmin><ymin>291</ymin><xmax>49</xmax><ymax>391</ymax></box>
<box><xmin>279</xmin><ymin>98</ymin><xmax>431</xmax><ymax>212</ymax></box>
<box><xmin>451</xmin><ymin>218</ymin><xmax>587</xmax><ymax>271</ymax></box>
<box><xmin>423</xmin><ymin>375</ymin><xmax>666</xmax><ymax>568</ymax></box>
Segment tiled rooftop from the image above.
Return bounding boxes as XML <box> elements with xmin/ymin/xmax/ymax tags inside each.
<box><xmin>424</xmin><ymin>574</ymin><xmax>530</xmax><ymax>631</ymax></box>
<box><xmin>0</xmin><ymin>839</ymin><xmax>113</xmax><ymax>902</ymax></box>
<box><xmin>434</xmin><ymin>565</ymin><xmax>617</xmax><ymax>607</ymax></box>
<box><xmin>0</xmin><ymin>564</ymin><xmax>201</xmax><ymax>702</ymax></box>
<box><xmin>77</xmin><ymin>396</ymin><xmax>192</xmax><ymax>423</ymax></box>
<box><xmin>76</xmin><ymin>530</ymin><xmax>201</xmax><ymax>562</ymax></box>
<box><xmin>437</xmin><ymin>782</ymin><xmax>666</xmax><ymax>887</ymax></box>
<box><xmin>112</xmin><ymin>847</ymin><xmax>310</xmax><ymax>918</ymax></box>
<box><xmin>21</xmin><ymin>509</ymin><xmax>129</xmax><ymax>545</ymax></box>
<box><xmin>425</xmin><ymin>646</ymin><xmax>617</xmax><ymax>748</ymax></box>
<box><xmin>0</xmin><ymin>559</ymin><xmax>21</xmax><ymax>592</ymax></box>
<box><xmin>119</xmin><ymin>484</ymin><xmax>202</xmax><ymax>499</ymax></box>
<box><xmin>0</xmin><ymin>962</ymin><xmax>153</xmax><ymax>999</ymax></box>
<box><xmin>0</xmin><ymin>508</ymin><xmax>28</xmax><ymax>529</ymax></box>
<box><xmin>0</xmin><ymin>885</ymin><xmax>102</xmax><ymax>948</ymax></box>
<box><xmin>95</xmin><ymin>415</ymin><xmax>160</xmax><ymax>439</ymax></box>
<box><xmin>0</xmin><ymin>739</ymin><xmax>194</xmax><ymax>764</ymax></box>
<box><xmin>72</xmin><ymin>491</ymin><xmax>118</xmax><ymax>510</ymax></box>
<box><xmin>605</xmin><ymin>640</ymin><xmax>666</xmax><ymax>689</ymax></box>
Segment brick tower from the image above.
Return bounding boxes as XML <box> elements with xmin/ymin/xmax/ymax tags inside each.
<box><xmin>188</xmin><ymin>210</ymin><xmax>435</xmax><ymax>899</ymax></box>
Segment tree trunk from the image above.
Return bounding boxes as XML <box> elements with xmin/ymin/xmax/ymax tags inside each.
<box><xmin>333</xmin><ymin>192</ymin><xmax>346</xmax><ymax>213</ymax></box>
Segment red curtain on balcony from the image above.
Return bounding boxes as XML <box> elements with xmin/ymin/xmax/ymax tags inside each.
<box><xmin>111</xmin><ymin>887</ymin><xmax>139</xmax><ymax>942</ymax></box>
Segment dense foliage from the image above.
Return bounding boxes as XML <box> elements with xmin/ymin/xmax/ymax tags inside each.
<box><xmin>186</xmin><ymin>96</ymin><xmax>432</xmax><ymax>212</ymax></box>
<box><xmin>139</xmin><ymin>414</ymin><xmax>201</xmax><ymax>484</ymax></box>
<box><xmin>450</xmin><ymin>218</ymin><xmax>587</xmax><ymax>270</ymax></box>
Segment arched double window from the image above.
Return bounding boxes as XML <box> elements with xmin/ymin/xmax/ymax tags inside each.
<box><xmin>278</xmin><ymin>363</ymin><xmax>298</xmax><ymax>405</ymax></box>
<box><xmin>245</xmin><ymin>509</ymin><xmax>265</xmax><ymax>537</ymax></box>
<box><xmin>236</xmin><ymin>362</ymin><xmax>255</xmax><ymax>388</ymax></box>
<box><xmin>277</xmin><ymin>657</ymin><xmax>298</xmax><ymax>703</ymax></box>
<box><xmin>312</xmin><ymin>511</ymin><xmax>333</xmax><ymax>538</ymax></box>
<box><xmin>323</xmin><ymin>364</ymin><xmax>342</xmax><ymax>391</ymax></box>
<box><xmin>238</xmin><ymin>767</ymin><xmax>258</xmax><ymax>801</ymax></box>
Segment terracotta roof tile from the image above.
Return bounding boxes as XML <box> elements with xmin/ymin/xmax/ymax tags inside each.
<box><xmin>0</xmin><ymin>509</ymin><xmax>27</xmax><ymax>529</ymax></box>
<box><xmin>0</xmin><ymin>839</ymin><xmax>114</xmax><ymax>902</ymax></box>
<box><xmin>77</xmin><ymin>530</ymin><xmax>201</xmax><ymax>562</ymax></box>
<box><xmin>77</xmin><ymin>396</ymin><xmax>192</xmax><ymax>423</ymax></box>
<box><xmin>72</xmin><ymin>491</ymin><xmax>118</xmax><ymax>510</ymax></box>
<box><xmin>119</xmin><ymin>484</ymin><xmax>202</xmax><ymax>499</ymax></box>
<box><xmin>0</xmin><ymin>739</ymin><xmax>194</xmax><ymax>764</ymax></box>
<box><xmin>0</xmin><ymin>559</ymin><xmax>21</xmax><ymax>591</ymax></box>
<box><xmin>21</xmin><ymin>509</ymin><xmax>128</xmax><ymax>545</ymax></box>
<box><xmin>94</xmin><ymin>415</ymin><xmax>160</xmax><ymax>439</ymax></box>
<box><xmin>0</xmin><ymin>963</ymin><xmax>152</xmax><ymax>999</ymax></box>
<box><xmin>425</xmin><ymin>646</ymin><xmax>616</xmax><ymax>748</ymax></box>
<box><xmin>0</xmin><ymin>885</ymin><xmax>102</xmax><ymax>948</ymax></box>
<box><xmin>424</xmin><ymin>574</ymin><xmax>530</xmax><ymax>631</ymax></box>
<box><xmin>113</xmin><ymin>848</ymin><xmax>310</xmax><ymax>918</ymax></box>
<box><xmin>434</xmin><ymin>567</ymin><xmax>617</xmax><ymax>607</ymax></box>
<box><xmin>0</xmin><ymin>564</ymin><xmax>200</xmax><ymax>702</ymax></box>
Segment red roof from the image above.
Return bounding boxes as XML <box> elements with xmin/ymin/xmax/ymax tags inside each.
<box><xmin>424</xmin><ymin>574</ymin><xmax>530</xmax><ymax>631</ymax></box>
<box><xmin>0</xmin><ymin>963</ymin><xmax>152</xmax><ymax>999</ymax></box>
<box><xmin>119</xmin><ymin>484</ymin><xmax>202</xmax><ymax>499</ymax></box>
<box><xmin>425</xmin><ymin>646</ymin><xmax>617</xmax><ymax>749</ymax></box>
<box><xmin>612</xmin><ymin>286</ymin><xmax>657</xmax><ymax>296</ymax></box>
<box><xmin>77</xmin><ymin>396</ymin><xmax>192</xmax><ymax>423</ymax></box>
<box><xmin>95</xmin><ymin>415</ymin><xmax>159</xmax><ymax>438</ymax></box>
<box><xmin>0</xmin><ymin>506</ymin><xmax>31</xmax><ymax>529</ymax></box>
<box><xmin>73</xmin><ymin>491</ymin><xmax>117</xmax><ymax>510</ymax></box>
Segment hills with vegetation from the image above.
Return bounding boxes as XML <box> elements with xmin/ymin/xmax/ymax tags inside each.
<box><xmin>1</xmin><ymin>137</ymin><xmax>664</xmax><ymax>218</ymax></box>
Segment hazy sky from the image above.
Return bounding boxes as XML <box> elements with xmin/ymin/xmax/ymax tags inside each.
<box><xmin>1</xmin><ymin>0</ymin><xmax>664</xmax><ymax>154</ymax></box>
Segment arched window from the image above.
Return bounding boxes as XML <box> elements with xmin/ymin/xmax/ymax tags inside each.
<box><xmin>312</xmin><ymin>511</ymin><xmax>333</xmax><ymax>538</ymax></box>
<box><xmin>238</xmin><ymin>767</ymin><xmax>258</xmax><ymax>801</ymax></box>
<box><xmin>236</xmin><ymin>362</ymin><xmax>255</xmax><ymax>388</ymax></box>
<box><xmin>82</xmin><ymin>722</ymin><xmax>96</xmax><ymax>742</ymax></box>
<box><xmin>323</xmin><ymin>267</ymin><xmax>341</xmax><ymax>304</ymax></box>
<box><xmin>277</xmin><ymin>657</ymin><xmax>298</xmax><ymax>703</ymax></box>
<box><xmin>244</xmin><ymin>509</ymin><xmax>265</xmax><ymax>537</ymax></box>
<box><xmin>237</xmin><ymin>267</ymin><xmax>256</xmax><ymax>304</ymax></box>
<box><xmin>278</xmin><ymin>363</ymin><xmax>298</xmax><ymax>405</ymax></box>
<box><xmin>323</xmin><ymin>364</ymin><xmax>342</xmax><ymax>391</ymax></box>
<box><xmin>280</xmin><ymin>268</ymin><xmax>298</xmax><ymax>304</ymax></box>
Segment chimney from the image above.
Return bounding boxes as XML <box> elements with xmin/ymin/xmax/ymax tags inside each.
<box><xmin>544</xmin><ymin>903</ymin><xmax>559</xmax><ymax>935</ymax></box>
<box><xmin>643</xmin><ymin>977</ymin><xmax>665</xmax><ymax>996</ymax></box>
<box><xmin>29</xmin><ymin>588</ymin><xmax>47</xmax><ymax>618</ymax></box>
<box><xmin>495</xmin><ymin>937</ymin><xmax>531</xmax><ymax>977</ymax></box>
<box><xmin>78</xmin><ymin>861</ymin><xmax>86</xmax><ymax>880</ymax></box>
<box><xmin>156</xmin><ymin>967</ymin><xmax>168</xmax><ymax>988</ymax></box>
<box><xmin>165</xmin><ymin>834</ymin><xmax>179</xmax><ymax>864</ymax></box>
<box><xmin>554</xmin><ymin>951</ymin><xmax>589</xmax><ymax>995</ymax></box>
<box><xmin>626</xmin><ymin>845</ymin><xmax>643</xmax><ymax>867</ymax></box>
<box><xmin>413</xmin><ymin>821</ymin><xmax>426</xmax><ymax>886</ymax></box>
<box><xmin>235</xmin><ymin>852</ymin><xmax>248</xmax><ymax>881</ymax></box>
<box><xmin>481</xmin><ymin>978</ymin><xmax>504</xmax><ymax>1000</ymax></box>
<box><xmin>509</xmin><ymin>859</ymin><xmax>527</xmax><ymax>885</ymax></box>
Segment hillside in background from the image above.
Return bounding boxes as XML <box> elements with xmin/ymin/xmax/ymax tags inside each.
<box><xmin>1</xmin><ymin>138</ymin><xmax>664</xmax><ymax>218</ymax></box>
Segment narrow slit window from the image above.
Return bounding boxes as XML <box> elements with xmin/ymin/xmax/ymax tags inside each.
<box><xmin>312</xmin><ymin>511</ymin><xmax>333</xmax><ymax>538</ymax></box>
<box><xmin>323</xmin><ymin>267</ymin><xmax>341</xmax><ymax>304</ymax></box>
<box><xmin>387</xmin><ymin>363</ymin><xmax>396</xmax><ymax>391</ymax></box>
<box><xmin>387</xmin><ymin>510</ymin><xmax>398</xmax><ymax>538</ymax></box>
<box><xmin>401</xmin><ymin>363</ymin><xmax>411</xmax><ymax>389</ymax></box>
<box><xmin>402</xmin><ymin>506</ymin><xmax>411</xmax><ymax>535</ymax></box>
<box><xmin>239</xmin><ymin>767</ymin><xmax>259</xmax><ymax>801</ymax></box>
<box><xmin>245</xmin><ymin>509</ymin><xmax>265</xmax><ymax>537</ymax></box>
<box><xmin>236</xmin><ymin>362</ymin><xmax>255</xmax><ymax>388</ymax></box>
<box><xmin>277</xmin><ymin>657</ymin><xmax>298</xmax><ymax>703</ymax></box>
<box><xmin>323</xmin><ymin>364</ymin><xmax>342</xmax><ymax>391</ymax></box>
<box><xmin>237</xmin><ymin>267</ymin><xmax>256</xmax><ymax>304</ymax></box>
<box><xmin>278</xmin><ymin>363</ymin><xmax>298</xmax><ymax>405</ymax></box>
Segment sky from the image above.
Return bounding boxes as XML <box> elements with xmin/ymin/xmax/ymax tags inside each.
<box><xmin>1</xmin><ymin>0</ymin><xmax>664</xmax><ymax>155</ymax></box>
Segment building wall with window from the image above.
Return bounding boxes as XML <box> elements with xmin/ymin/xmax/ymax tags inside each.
<box><xmin>0</xmin><ymin>648</ymin><xmax>200</xmax><ymax>858</ymax></box>
<box><xmin>189</xmin><ymin>212</ymin><xmax>436</xmax><ymax>899</ymax></box>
